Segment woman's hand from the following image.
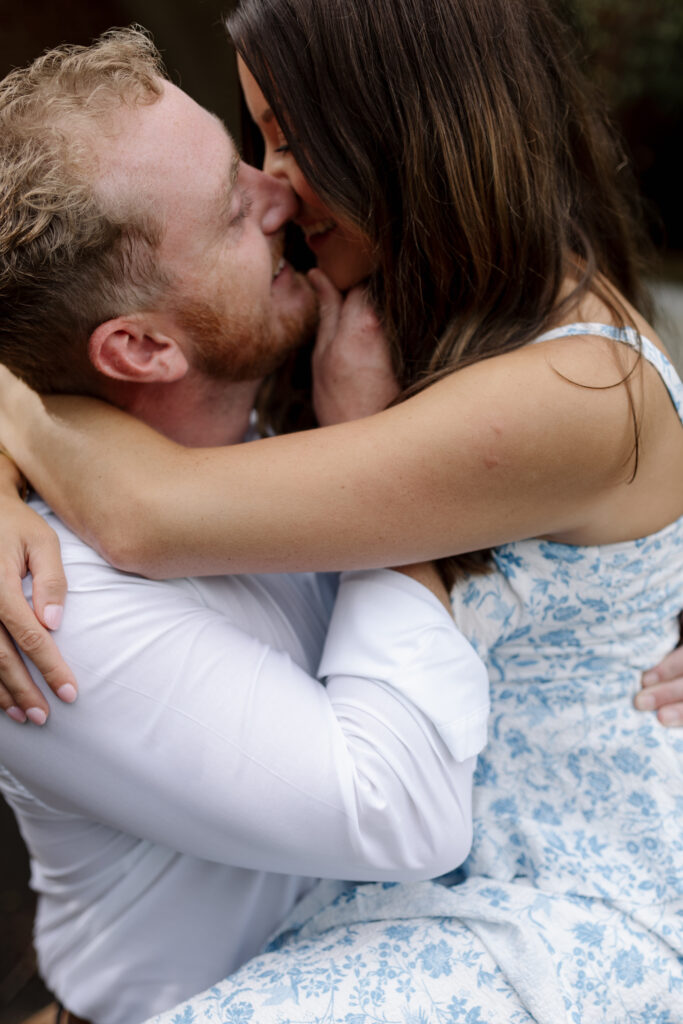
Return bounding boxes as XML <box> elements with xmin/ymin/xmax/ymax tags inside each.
<box><xmin>0</xmin><ymin>454</ymin><xmax>76</xmax><ymax>724</ymax></box>
<box><xmin>309</xmin><ymin>270</ymin><xmax>399</xmax><ymax>425</ymax></box>
<box><xmin>636</xmin><ymin>646</ymin><xmax>683</xmax><ymax>726</ymax></box>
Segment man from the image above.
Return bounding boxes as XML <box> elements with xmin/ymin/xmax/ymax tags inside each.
<box><xmin>0</xmin><ymin>29</ymin><xmax>489</xmax><ymax>1024</ymax></box>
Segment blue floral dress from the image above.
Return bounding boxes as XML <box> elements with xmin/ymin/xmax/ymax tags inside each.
<box><xmin>146</xmin><ymin>326</ymin><xmax>683</xmax><ymax>1024</ymax></box>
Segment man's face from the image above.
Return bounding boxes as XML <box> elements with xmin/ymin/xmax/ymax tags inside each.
<box><xmin>100</xmin><ymin>81</ymin><xmax>317</xmax><ymax>380</ymax></box>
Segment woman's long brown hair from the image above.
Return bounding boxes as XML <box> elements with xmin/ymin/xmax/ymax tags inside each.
<box><xmin>228</xmin><ymin>0</ymin><xmax>654</xmax><ymax>580</ymax></box>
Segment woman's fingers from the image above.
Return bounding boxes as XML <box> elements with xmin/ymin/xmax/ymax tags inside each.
<box><xmin>26</xmin><ymin>522</ymin><xmax>67</xmax><ymax>630</ymax></box>
<box><xmin>308</xmin><ymin>268</ymin><xmax>342</xmax><ymax>353</ymax></box>
<box><xmin>636</xmin><ymin>646</ymin><xmax>683</xmax><ymax>726</ymax></box>
<box><xmin>309</xmin><ymin>276</ymin><xmax>398</xmax><ymax>425</ymax></box>
<box><xmin>0</xmin><ymin>576</ymin><xmax>78</xmax><ymax>722</ymax></box>
<box><xmin>0</xmin><ymin>621</ymin><xmax>47</xmax><ymax>724</ymax></box>
<box><xmin>0</xmin><ymin>500</ymin><xmax>76</xmax><ymax>719</ymax></box>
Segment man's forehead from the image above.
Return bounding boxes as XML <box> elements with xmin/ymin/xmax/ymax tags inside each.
<box><xmin>98</xmin><ymin>83</ymin><xmax>239</xmax><ymax>217</ymax></box>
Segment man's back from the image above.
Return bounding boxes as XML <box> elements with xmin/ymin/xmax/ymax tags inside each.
<box><xmin>1</xmin><ymin>497</ymin><xmax>335</xmax><ymax>1021</ymax></box>
<box><xmin>1</xmin><ymin>497</ymin><xmax>487</xmax><ymax>1023</ymax></box>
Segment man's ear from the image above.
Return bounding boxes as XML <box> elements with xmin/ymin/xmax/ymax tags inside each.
<box><xmin>88</xmin><ymin>317</ymin><xmax>189</xmax><ymax>383</ymax></box>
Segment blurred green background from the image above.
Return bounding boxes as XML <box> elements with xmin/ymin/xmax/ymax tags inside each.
<box><xmin>0</xmin><ymin>1</ymin><xmax>681</xmax><ymax>1020</ymax></box>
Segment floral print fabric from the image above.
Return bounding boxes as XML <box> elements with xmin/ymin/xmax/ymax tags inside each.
<box><xmin>147</xmin><ymin>328</ymin><xmax>683</xmax><ymax>1023</ymax></box>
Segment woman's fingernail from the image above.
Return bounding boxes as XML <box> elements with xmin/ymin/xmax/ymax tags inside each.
<box><xmin>26</xmin><ymin>707</ymin><xmax>47</xmax><ymax>726</ymax></box>
<box><xmin>44</xmin><ymin>604</ymin><xmax>64</xmax><ymax>630</ymax></box>
<box><xmin>641</xmin><ymin>670</ymin><xmax>659</xmax><ymax>687</ymax></box>
<box><xmin>57</xmin><ymin>683</ymin><xmax>77</xmax><ymax>704</ymax></box>
<box><xmin>6</xmin><ymin>706</ymin><xmax>27</xmax><ymax>723</ymax></box>
<box><xmin>634</xmin><ymin>692</ymin><xmax>656</xmax><ymax>711</ymax></box>
<box><xmin>659</xmin><ymin>707</ymin><xmax>682</xmax><ymax>727</ymax></box>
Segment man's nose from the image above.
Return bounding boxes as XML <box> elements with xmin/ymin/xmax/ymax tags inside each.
<box><xmin>239</xmin><ymin>162</ymin><xmax>298</xmax><ymax>234</ymax></box>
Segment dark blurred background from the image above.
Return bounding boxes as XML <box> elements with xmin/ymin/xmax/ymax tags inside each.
<box><xmin>1</xmin><ymin>1</ymin><xmax>682</xmax><ymax>1021</ymax></box>
<box><xmin>1</xmin><ymin>0</ymin><xmax>681</xmax><ymax>259</ymax></box>
<box><xmin>0</xmin><ymin>0</ymin><xmax>241</xmax><ymax>125</ymax></box>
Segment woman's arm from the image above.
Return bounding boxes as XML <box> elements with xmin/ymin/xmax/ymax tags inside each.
<box><xmin>0</xmin><ymin>327</ymin><xmax>655</xmax><ymax>581</ymax></box>
<box><xmin>0</xmin><ymin>331</ymin><xmax>666</xmax><ymax>580</ymax></box>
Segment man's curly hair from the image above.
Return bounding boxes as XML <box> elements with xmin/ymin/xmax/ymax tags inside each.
<box><xmin>0</xmin><ymin>26</ymin><xmax>171</xmax><ymax>392</ymax></box>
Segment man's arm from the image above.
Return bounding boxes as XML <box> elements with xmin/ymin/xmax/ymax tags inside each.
<box><xmin>0</xmin><ymin>519</ymin><xmax>488</xmax><ymax>882</ymax></box>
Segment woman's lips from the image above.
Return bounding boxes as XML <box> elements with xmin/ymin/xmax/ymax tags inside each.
<box><xmin>301</xmin><ymin>221</ymin><xmax>338</xmax><ymax>252</ymax></box>
<box><xmin>272</xmin><ymin>257</ymin><xmax>294</xmax><ymax>288</ymax></box>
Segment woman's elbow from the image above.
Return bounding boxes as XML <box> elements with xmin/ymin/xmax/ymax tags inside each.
<box><xmin>87</xmin><ymin>497</ymin><xmax>161</xmax><ymax>576</ymax></box>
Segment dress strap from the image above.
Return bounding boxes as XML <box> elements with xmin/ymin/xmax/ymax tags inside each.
<box><xmin>532</xmin><ymin>322</ymin><xmax>683</xmax><ymax>426</ymax></box>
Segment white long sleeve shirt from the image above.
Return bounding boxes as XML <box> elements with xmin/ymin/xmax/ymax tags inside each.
<box><xmin>0</xmin><ymin>497</ymin><xmax>489</xmax><ymax>1024</ymax></box>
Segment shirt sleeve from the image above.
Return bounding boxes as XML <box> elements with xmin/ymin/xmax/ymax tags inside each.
<box><xmin>4</xmin><ymin>548</ymin><xmax>489</xmax><ymax>882</ymax></box>
<box><xmin>322</xmin><ymin>569</ymin><xmax>490</xmax><ymax>761</ymax></box>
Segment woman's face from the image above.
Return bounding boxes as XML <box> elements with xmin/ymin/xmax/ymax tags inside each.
<box><xmin>238</xmin><ymin>58</ymin><xmax>375</xmax><ymax>292</ymax></box>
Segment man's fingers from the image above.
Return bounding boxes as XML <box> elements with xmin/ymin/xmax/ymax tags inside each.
<box><xmin>634</xmin><ymin>676</ymin><xmax>683</xmax><ymax>724</ymax></box>
<box><xmin>658</xmin><ymin>703</ymin><xmax>683</xmax><ymax>727</ymax></box>
<box><xmin>642</xmin><ymin>644</ymin><xmax>683</xmax><ymax>686</ymax></box>
<box><xmin>637</xmin><ymin>647</ymin><xmax>683</xmax><ymax>725</ymax></box>
<box><xmin>26</xmin><ymin>529</ymin><xmax>67</xmax><ymax>630</ymax></box>
<box><xmin>0</xmin><ymin>577</ymin><xmax>77</xmax><ymax>712</ymax></box>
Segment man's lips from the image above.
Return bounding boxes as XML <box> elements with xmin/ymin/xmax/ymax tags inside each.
<box><xmin>272</xmin><ymin>255</ymin><xmax>286</xmax><ymax>280</ymax></box>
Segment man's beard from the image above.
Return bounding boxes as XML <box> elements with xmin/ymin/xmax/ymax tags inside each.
<box><xmin>171</xmin><ymin>289</ymin><xmax>318</xmax><ymax>383</ymax></box>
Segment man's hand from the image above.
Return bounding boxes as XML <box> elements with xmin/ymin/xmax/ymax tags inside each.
<box><xmin>636</xmin><ymin>647</ymin><xmax>683</xmax><ymax>726</ymax></box>
<box><xmin>0</xmin><ymin>455</ymin><xmax>75</xmax><ymax>723</ymax></box>
<box><xmin>309</xmin><ymin>270</ymin><xmax>399</xmax><ymax>425</ymax></box>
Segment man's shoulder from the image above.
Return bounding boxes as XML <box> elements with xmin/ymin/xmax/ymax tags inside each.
<box><xmin>26</xmin><ymin>494</ymin><xmax>334</xmax><ymax>651</ymax></box>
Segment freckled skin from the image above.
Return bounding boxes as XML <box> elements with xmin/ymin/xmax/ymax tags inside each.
<box><xmin>483</xmin><ymin>422</ymin><xmax>503</xmax><ymax>470</ymax></box>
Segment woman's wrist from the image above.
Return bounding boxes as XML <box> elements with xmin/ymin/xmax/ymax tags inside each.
<box><xmin>0</xmin><ymin>365</ymin><xmax>43</xmax><ymax>472</ymax></box>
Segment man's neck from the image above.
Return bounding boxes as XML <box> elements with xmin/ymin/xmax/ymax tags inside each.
<box><xmin>108</xmin><ymin>375</ymin><xmax>262</xmax><ymax>447</ymax></box>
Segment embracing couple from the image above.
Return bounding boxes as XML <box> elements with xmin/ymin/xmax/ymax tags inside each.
<box><xmin>0</xmin><ymin>2</ymin><xmax>682</xmax><ymax>1023</ymax></box>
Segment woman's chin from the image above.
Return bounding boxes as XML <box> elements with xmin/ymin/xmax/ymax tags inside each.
<box><xmin>315</xmin><ymin>253</ymin><xmax>376</xmax><ymax>292</ymax></box>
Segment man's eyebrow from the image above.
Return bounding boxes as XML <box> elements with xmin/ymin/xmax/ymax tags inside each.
<box><xmin>215</xmin><ymin>146</ymin><xmax>242</xmax><ymax>230</ymax></box>
<box><xmin>228</xmin><ymin>148</ymin><xmax>241</xmax><ymax>191</ymax></box>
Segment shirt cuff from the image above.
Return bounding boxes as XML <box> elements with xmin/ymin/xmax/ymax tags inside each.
<box><xmin>319</xmin><ymin>569</ymin><xmax>489</xmax><ymax>761</ymax></box>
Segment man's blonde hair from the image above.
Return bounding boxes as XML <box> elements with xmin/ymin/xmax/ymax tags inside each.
<box><xmin>0</xmin><ymin>27</ymin><xmax>170</xmax><ymax>392</ymax></box>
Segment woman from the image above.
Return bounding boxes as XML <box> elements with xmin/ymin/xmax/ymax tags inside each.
<box><xmin>0</xmin><ymin>0</ymin><xmax>681</xmax><ymax>1017</ymax></box>
<box><xmin>0</xmin><ymin>0</ymin><xmax>681</xmax><ymax>720</ymax></box>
